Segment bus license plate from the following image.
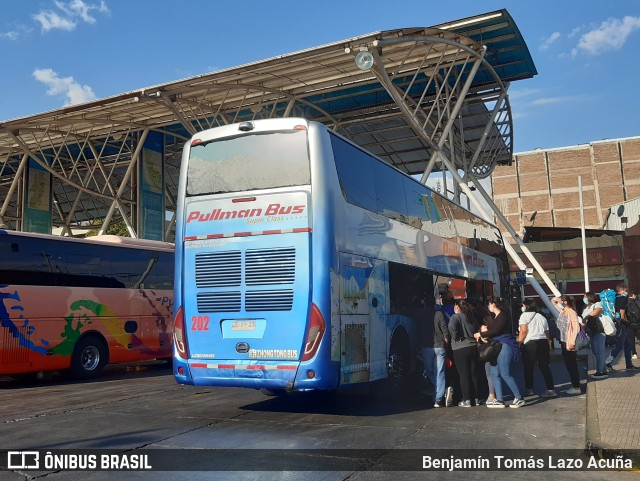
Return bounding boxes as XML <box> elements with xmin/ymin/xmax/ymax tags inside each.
<box><xmin>232</xmin><ymin>320</ymin><xmax>256</xmax><ymax>331</ymax></box>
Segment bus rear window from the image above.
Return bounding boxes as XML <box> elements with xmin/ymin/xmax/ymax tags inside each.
<box><xmin>187</xmin><ymin>130</ymin><xmax>310</xmax><ymax>196</ymax></box>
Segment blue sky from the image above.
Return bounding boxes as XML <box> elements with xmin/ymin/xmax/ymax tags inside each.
<box><xmin>1</xmin><ymin>0</ymin><xmax>639</xmax><ymax>153</ymax></box>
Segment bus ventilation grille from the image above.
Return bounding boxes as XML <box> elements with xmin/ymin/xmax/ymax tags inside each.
<box><xmin>194</xmin><ymin>247</ymin><xmax>296</xmax><ymax>312</ymax></box>
<box><xmin>245</xmin><ymin>248</ymin><xmax>295</xmax><ymax>285</ymax></box>
<box><xmin>195</xmin><ymin>251</ymin><xmax>241</xmax><ymax>288</ymax></box>
<box><xmin>197</xmin><ymin>292</ymin><xmax>241</xmax><ymax>312</ymax></box>
<box><xmin>2</xmin><ymin>327</ymin><xmax>31</xmax><ymax>365</ymax></box>
<box><xmin>245</xmin><ymin>289</ymin><xmax>294</xmax><ymax>311</ymax></box>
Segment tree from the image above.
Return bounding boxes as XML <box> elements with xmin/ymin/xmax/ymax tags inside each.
<box><xmin>85</xmin><ymin>219</ymin><xmax>130</xmax><ymax>237</ymax></box>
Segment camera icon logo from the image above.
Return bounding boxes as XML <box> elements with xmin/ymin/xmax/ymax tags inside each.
<box><xmin>7</xmin><ymin>451</ymin><xmax>40</xmax><ymax>469</ymax></box>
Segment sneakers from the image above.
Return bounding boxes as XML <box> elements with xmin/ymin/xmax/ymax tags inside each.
<box><xmin>475</xmin><ymin>398</ymin><xmax>486</xmax><ymax>406</ymax></box>
<box><xmin>525</xmin><ymin>389</ymin><xmax>534</xmax><ymax>396</ymax></box>
<box><xmin>606</xmin><ymin>363</ymin><xmax>615</xmax><ymax>373</ymax></box>
<box><xmin>633</xmin><ymin>353</ymin><xmax>638</xmax><ymax>360</ymax></box>
<box><xmin>510</xmin><ymin>398</ymin><xmax>525</xmax><ymax>408</ymax></box>
<box><xmin>433</xmin><ymin>401</ymin><xmax>442</xmax><ymax>408</ymax></box>
<box><xmin>566</xmin><ymin>387</ymin><xmax>581</xmax><ymax>395</ymax></box>
<box><xmin>540</xmin><ymin>389</ymin><xmax>557</xmax><ymax>398</ymax></box>
<box><xmin>591</xmin><ymin>371</ymin><xmax>608</xmax><ymax>379</ymax></box>
<box><xmin>445</xmin><ymin>386</ymin><xmax>454</xmax><ymax>407</ymax></box>
<box><xmin>458</xmin><ymin>400</ymin><xmax>472</xmax><ymax>407</ymax></box>
<box><xmin>486</xmin><ymin>398</ymin><xmax>505</xmax><ymax>408</ymax></box>
<box><xmin>626</xmin><ymin>365</ymin><xmax>639</xmax><ymax>370</ymax></box>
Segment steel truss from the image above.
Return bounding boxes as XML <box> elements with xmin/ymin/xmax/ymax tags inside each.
<box><xmin>346</xmin><ymin>33</ymin><xmax>559</xmax><ymax>302</ymax></box>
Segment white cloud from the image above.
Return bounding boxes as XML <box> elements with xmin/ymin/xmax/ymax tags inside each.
<box><xmin>33</xmin><ymin>0</ymin><xmax>109</xmax><ymax>33</ymax></box>
<box><xmin>0</xmin><ymin>31</ymin><xmax>20</xmax><ymax>41</ymax></box>
<box><xmin>0</xmin><ymin>24</ymin><xmax>33</xmax><ymax>41</ymax></box>
<box><xmin>539</xmin><ymin>32</ymin><xmax>560</xmax><ymax>50</ymax></box>
<box><xmin>507</xmin><ymin>88</ymin><xmax>541</xmax><ymax>100</ymax></box>
<box><xmin>530</xmin><ymin>95</ymin><xmax>586</xmax><ymax>106</ymax></box>
<box><xmin>568</xmin><ymin>26</ymin><xmax>582</xmax><ymax>39</ymax></box>
<box><xmin>574</xmin><ymin>16</ymin><xmax>640</xmax><ymax>56</ymax></box>
<box><xmin>33</xmin><ymin>11</ymin><xmax>76</xmax><ymax>32</ymax></box>
<box><xmin>32</xmin><ymin>68</ymin><xmax>97</xmax><ymax>106</ymax></box>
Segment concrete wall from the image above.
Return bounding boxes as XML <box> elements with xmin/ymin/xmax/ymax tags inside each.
<box><xmin>492</xmin><ymin>136</ymin><xmax>640</xmax><ymax>239</ymax></box>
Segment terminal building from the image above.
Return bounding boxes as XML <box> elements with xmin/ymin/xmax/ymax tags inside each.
<box><xmin>492</xmin><ymin>136</ymin><xmax>640</xmax><ymax>294</ymax></box>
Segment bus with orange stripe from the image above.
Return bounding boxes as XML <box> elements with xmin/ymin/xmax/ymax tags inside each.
<box><xmin>0</xmin><ymin>231</ymin><xmax>174</xmax><ymax>379</ymax></box>
<box><xmin>173</xmin><ymin>118</ymin><xmax>508</xmax><ymax>394</ymax></box>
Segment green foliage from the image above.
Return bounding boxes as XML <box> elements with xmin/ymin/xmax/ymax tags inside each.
<box><xmin>86</xmin><ymin>219</ymin><xmax>130</xmax><ymax>237</ymax></box>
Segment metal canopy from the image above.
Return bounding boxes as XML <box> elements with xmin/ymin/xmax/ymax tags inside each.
<box><xmin>0</xmin><ymin>9</ymin><xmax>536</xmax><ymax>235</ymax></box>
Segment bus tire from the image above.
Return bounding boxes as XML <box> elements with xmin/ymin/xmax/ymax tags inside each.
<box><xmin>260</xmin><ymin>388</ymin><xmax>287</xmax><ymax>397</ymax></box>
<box><xmin>387</xmin><ymin>330</ymin><xmax>411</xmax><ymax>392</ymax></box>
<box><xmin>70</xmin><ymin>335</ymin><xmax>108</xmax><ymax>379</ymax></box>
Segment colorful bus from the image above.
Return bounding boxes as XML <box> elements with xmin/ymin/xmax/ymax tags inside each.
<box><xmin>0</xmin><ymin>231</ymin><xmax>174</xmax><ymax>379</ymax></box>
<box><xmin>173</xmin><ymin>118</ymin><xmax>508</xmax><ymax>394</ymax></box>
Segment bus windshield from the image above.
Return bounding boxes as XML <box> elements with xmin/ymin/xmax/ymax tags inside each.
<box><xmin>187</xmin><ymin>130</ymin><xmax>310</xmax><ymax>196</ymax></box>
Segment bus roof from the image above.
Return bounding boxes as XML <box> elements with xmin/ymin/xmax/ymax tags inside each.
<box><xmin>0</xmin><ymin>230</ymin><xmax>174</xmax><ymax>252</ymax></box>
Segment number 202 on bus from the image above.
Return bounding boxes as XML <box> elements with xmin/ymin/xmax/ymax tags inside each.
<box><xmin>191</xmin><ymin>316</ymin><xmax>210</xmax><ymax>331</ymax></box>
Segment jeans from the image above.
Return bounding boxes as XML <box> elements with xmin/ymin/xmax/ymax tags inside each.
<box><xmin>489</xmin><ymin>342</ymin><xmax>522</xmax><ymax>401</ymax></box>
<box><xmin>521</xmin><ymin>339</ymin><xmax>555</xmax><ymax>391</ymax></box>
<box><xmin>485</xmin><ymin>362</ymin><xmax>494</xmax><ymax>396</ymax></box>
<box><xmin>590</xmin><ymin>332</ymin><xmax>606</xmax><ymax>373</ymax></box>
<box><xmin>422</xmin><ymin>347</ymin><xmax>446</xmax><ymax>402</ymax></box>
<box><xmin>610</xmin><ymin>324</ymin><xmax>633</xmax><ymax>367</ymax></box>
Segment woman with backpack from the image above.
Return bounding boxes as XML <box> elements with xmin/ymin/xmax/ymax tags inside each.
<box><xmin>517</xmin><ymin>299</ymin><xmax>557</xmax><ymax>397</ymax></box>
<box><xmin>582</xmin><ymin>291</ymin><xmax>607</xmax><ymax>379</ymax></box>
<box><xmin>552</xmin><ymin>295</ymin><xmax>581</xmax><ymax>394</ymax></box>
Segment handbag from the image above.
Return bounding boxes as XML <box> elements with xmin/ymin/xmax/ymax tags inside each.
<box><xmin>477</xmin><ymin>339</ymin><xmax>502</xmax><ymax>363</ymax></box>
<box><xmin>599</xmin><ymin>314</ymin><xmax>616</xmax><ymax>336</ymax></box>
<box><xmin>575</xmin><ymin>327</ymin><xmax>591</xmax><ymax>351</ymax></box>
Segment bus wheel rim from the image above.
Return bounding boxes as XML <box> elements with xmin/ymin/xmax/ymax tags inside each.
<box><xmin>81</xmin><ymin>346</ymin><xmax>100</xmax><ymax>371</ymax></box>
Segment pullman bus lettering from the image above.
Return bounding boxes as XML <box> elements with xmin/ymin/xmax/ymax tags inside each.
<box><xmin>187</xmin><ymin>203</ymin><xmax>305</xmax><ymax>223</ymax></box>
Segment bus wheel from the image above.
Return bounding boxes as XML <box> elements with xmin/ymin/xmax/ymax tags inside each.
<box><xmin>260</xmin><ymin>388</ymin><xmax>287</xmax><ymax>397</ymax></box>
<box><xmin>387</xmin><ymin>333</ymin><xmax>411</xmax><ymax>391</ymax></box>
<box><xmin>70</xmin><ymin>336</ymin><xmax>108</xmax><ymax>379</ymax></box>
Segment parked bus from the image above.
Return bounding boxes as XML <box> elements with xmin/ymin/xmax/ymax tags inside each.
<box><xmin>0</xmin><ymin>231</ymin><xmax>174</xmax><ymax>379</ymax></box>
<box><xmin>173</xmin><ymin>118</ymin><xmax>508</xmax><ymax>394</ymax></box>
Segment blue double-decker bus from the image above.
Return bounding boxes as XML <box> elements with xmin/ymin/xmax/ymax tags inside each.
<box><xmin>173</xmin><ymin>118</ymin><xmax>508</xmax><ymax>394</ymax></box>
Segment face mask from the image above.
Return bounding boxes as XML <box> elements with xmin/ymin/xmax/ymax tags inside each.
<box><xmin>521</xmin><ymin>306</ymin><xmax>526</xmax><ymax>313</ymax></box>
<box><xmin>583</xmin><ymin>298</ymin><xmax>588</xmax><ymax>305</ymax></box>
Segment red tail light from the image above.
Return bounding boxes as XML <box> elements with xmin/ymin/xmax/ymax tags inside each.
<box><xmin>302</xmin><ymin>303</ymin><xmax>325</xmax><ymax>361</ymax></box>
<box><xmin>173</xmin><ymin>306</ymin><xmax>189</xmax><ymax>360</ymax></box>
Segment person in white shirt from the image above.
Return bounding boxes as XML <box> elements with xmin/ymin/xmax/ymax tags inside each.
<box><xmin>517</xmin><ymin>299</ymin><xmax>557</xmax><ymax>398</ymax></box>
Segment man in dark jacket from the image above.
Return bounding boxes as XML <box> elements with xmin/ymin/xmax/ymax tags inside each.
<box><xmin>416</xmin><ymin>304</ymin><xmax>450</xmax><ymax>407</ymax></box>
<box><xmin>606</xmin><ymin>283</ymin><xmax>638</xmax><ymax>371</ymax></box>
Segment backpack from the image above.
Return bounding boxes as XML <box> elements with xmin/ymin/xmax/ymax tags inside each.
<box><xmin>599</xmin><ymin>289</ymin><xmax>617</xmax><ymax>319</ymax></box>
<box><xmin>627</xmin><ymin>298</ymin><xmax>640</xmax><ymax>327</ymax></box>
